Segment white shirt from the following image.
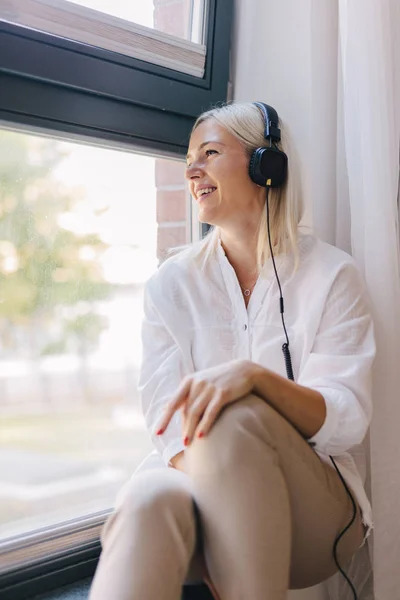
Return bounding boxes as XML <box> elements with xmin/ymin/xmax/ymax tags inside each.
<box><xmin>138</xmin><ymin>234</ymin><xmax>376</xmax><ymax>528</ymax></box>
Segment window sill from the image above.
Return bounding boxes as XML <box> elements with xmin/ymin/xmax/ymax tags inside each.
<box><xmin>0</xmin><ymin>512</ymin><xmax>108</xmax><ymax>600</ymax></box>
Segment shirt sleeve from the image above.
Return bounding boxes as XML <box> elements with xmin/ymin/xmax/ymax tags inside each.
<box><xmin>138</xmin><ymin>280</ymin><xmax>192</xmax><ymax>465</ymax></box>
<box><xmin>298</xmin><ymin>261</ymin><xmax>376</xmax><ymax>456</ymax></box>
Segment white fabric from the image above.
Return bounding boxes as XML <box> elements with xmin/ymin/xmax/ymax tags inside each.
<box><xmin>138</xmin><ymin>233</ymin><xmax>376</xmax><ymax>530</ymax></box>
<box><xmin>229</xmin><ymin>0</ymin><xmax>400</xmax><ymax>595</ymax></box>
<box><xmin>337</xmin><ymin>1</ymin><xmax>400</xmax><ymax>598</ymax></box>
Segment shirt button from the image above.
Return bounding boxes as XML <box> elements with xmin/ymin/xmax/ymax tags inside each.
<box><xmin>243</xmin><ymin>324</ymin><xmax>248</xmax><ymax>331</ymax></box>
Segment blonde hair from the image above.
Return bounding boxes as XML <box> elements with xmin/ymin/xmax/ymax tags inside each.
<box><xmin>191</xmin><ymin>102</ymin><xmax>304</xmax><ymax>273</ymax></box>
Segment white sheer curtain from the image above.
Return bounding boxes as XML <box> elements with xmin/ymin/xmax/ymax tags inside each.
<box><xmin>231</xmin><ymin>0</ymin><xmax>400</xmax><ymax>597</ymax></box>
<box><xmin>334</xmin><ymin>1</ymin><xmax>400</xmax><ymax>598</ymax></box>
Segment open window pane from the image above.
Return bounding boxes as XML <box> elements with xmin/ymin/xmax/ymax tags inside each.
<box><xmin>67</xmin><ymin>0</ymin><xmax>206</xmax><ymax>44</ymax></box>
<box><xmin>0</xmin><ymin>128</ymin><xmax>191</xmax><ymax>544</ymax></box>
<box><xmin>0</xmin><ymin>0</ymin><xmax>207</xmax><ymax>76</ymax></box>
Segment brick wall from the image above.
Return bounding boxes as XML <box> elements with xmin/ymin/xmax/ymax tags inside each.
<box><xmin>155</xmin><ymin>159</ymin><xmax>189</xmax><ymax>262</ymax></box>
<box><xmin>153</xmin><ymin>0</ymin><xmax>192</xmax><ymax>262</ymax></box>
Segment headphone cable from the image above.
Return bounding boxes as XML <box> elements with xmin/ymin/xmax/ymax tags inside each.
<box><xmin>265</xmin><ymin>187</ymin><xmax>358</xmax><ymax>600</ymax></box>
<box><xmin>265</xmin><ymin>186</ymin><xmax>294</xmax><ymax>380</ymax></box>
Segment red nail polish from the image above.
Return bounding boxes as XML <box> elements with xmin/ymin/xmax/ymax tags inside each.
<box><xmin>198</xmin><ymin>431</ymin><xmax>204</xmax><ymax>438</ymax></box>
<box><xmin>156</xmin><ymin>428</ymin><xmax>164</xmax><ymax>436</ymax></box>
<box><xmin>183</xmin><ymin>436</ymin><xmax>189</xmax><ymax>446</ymax></box>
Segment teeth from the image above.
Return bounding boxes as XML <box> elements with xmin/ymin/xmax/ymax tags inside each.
<box><xmin>198</xmin><ymin>187</ymin><xmax>216</xmax><ymax>197</ymax></box>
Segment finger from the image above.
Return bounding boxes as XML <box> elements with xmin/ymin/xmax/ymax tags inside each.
<box><xmin>195</xmin><ymin>391</ymin><xmax>228</xmax><ymax>438</ymax></box>
<box><xmin>183</xmin><ymin>389</ymin><xmax>212</xmax><ymax>445</ymax></box>
<box><xmin>156</xmin><ymin>378</ymin><xmax>192</xmax><ymax>435</ymax></box>
<box><xmin>182</xmin><ymin>379</ymin><xmax>205</xmax><ymax>419</ymax></box>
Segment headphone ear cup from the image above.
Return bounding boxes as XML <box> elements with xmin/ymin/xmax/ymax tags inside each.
<box><xmin>249</xmin><ymin>150</ymin><xmax>259</xmax><ymax>185</ymax></box>
<box><xmin>249</xmin><ymin>147</ymin><xmax>288</xmax><ymax>188</ymax></box>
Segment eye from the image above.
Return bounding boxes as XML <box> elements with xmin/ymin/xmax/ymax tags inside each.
<box><xmin>186</xmin><ymin>148</ymin><xmax>218</xmax><ymax>168</ymax></box>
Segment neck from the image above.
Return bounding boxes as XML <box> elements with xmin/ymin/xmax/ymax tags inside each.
<box><xmin>219</xmin><ymin>227</ymin><xmax>259</xmax><ymax>281</ymax></box>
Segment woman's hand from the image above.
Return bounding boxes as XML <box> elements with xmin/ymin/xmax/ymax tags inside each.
<box><xmin>156</xmin><ymin>360</ymin><xmax>257</xmax><ymax>446</ymax></box>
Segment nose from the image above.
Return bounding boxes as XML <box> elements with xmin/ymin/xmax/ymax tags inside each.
<box><xmin>185</xmin><ymin>161</ymin><xmax>203</xmax><ymax>180</ymax></box>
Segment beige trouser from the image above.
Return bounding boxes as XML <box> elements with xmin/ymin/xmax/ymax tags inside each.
<box><xmin>89</xmin><ymin>395</ymin><xmax>364</xmax><ymax>600</ymax></box>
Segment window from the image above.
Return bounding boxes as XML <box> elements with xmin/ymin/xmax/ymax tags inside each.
<box><xmin>0</xmin><ymin>0</ymin><xmax>233</xmax><ymax>156</ymax></box>
<box><xmin>0</xmin><ymin>0</ymin><xmax>232</xmax><ymax>595</ymax></box>
<box><xmin>68</xmin><ymin>0</ymin><xmax>205</xmax><ymax>43</ymax></box>
<box><xmin>0</xmin><ymin>125</ymin><xmax>195</xmax><ymax>571</ymax></box>
<box><xmin>1</xmin><ymin>0</ymin><xmax>207</xmax><ymax>76</ymax></box>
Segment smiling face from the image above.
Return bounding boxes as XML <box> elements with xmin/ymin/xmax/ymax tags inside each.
<box><xmin>185</xmin><ymin>119</ymin><xmax>265</xmax><ymax>228</ymax></box>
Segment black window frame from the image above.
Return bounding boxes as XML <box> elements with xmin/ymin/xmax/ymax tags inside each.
<box><xmin>0</xmin><ymin>0</ymin><xmax>233</xmax><ymax>154</ymax></box>
<box><xmin>0</xmin><ymin>1</ymin><xmax>233</xmax><ymax>597</ymax></box>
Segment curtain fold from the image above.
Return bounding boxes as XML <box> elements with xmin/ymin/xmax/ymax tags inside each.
<box><xmin>337</xmin><ymin>1</ymin><xmax>400</xmax><ymax>598</ymax></box>
<box><xmin>231</xmin><ymin>1</ymin><xmax>400</xmax><ymax>597</ymax></box>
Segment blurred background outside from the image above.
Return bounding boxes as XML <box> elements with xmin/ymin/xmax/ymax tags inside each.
<box><xmin>0</xmin><ymin>127</ymin><xmax>191</xmax><ymax>540</ymax></box>
<box><xmin>0</xmin><ymin>0</ymin><xmax>197</xmax><ymax>543</ymax></box>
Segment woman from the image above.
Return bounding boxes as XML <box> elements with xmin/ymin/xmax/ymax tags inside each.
<box><xmin>89</xmin><ymin>102</ymin><xmax>375</xmax><ymax>600</ymax></box>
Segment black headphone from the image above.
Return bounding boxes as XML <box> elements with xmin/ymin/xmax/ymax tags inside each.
<box><xmin>249</xmin><ymin>102</ymin><xmax>288</xmax><ymax>188</ymax></box>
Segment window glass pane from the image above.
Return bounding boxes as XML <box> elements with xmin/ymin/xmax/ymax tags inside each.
<box><xmin>67</xmin><ymin>0</ymin><xmax>206</xmax><ymax>44</ymax></box>
<box><xmin>1</xmin><ymin>0</ymin><xmax>207</xmax><ymax>77</ymax></box>
<box><xmin>0</xmin><ymin>129</ymin><xmax>190</xmax><ymax>540</ymax></box>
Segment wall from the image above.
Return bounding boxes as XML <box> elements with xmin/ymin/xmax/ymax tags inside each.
<box><xmin>231</xmin><ymin>0</ymin><xmax>339</xmax><ymax>245</ymax></box>
<box><xmin>155</xmin><ymin>159</ymin><xmax>188</xmax><ymax>262</ymax></box>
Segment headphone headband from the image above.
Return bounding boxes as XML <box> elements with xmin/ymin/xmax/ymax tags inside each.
<box><xmin>253</xmin><ymin>102</ymin><xmax>281</xmax><ymax>143</ymax></box>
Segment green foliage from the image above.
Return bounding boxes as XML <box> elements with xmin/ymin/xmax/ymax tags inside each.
<box><xmin>0</xmin><ymin>130</ymin><xmax>112</xmax><ymax>357</ymax></box>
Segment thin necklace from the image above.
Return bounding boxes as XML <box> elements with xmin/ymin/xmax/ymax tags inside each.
<box><xmin>239</xmin><ymin>281</ymin><xmax>257</xmax><ymax>297</ymax></box>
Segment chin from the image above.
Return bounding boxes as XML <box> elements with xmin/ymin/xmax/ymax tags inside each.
<box><xmin>198</xmin><ymin>217</ymin><xmax>219</xmax><ymax>229</ymax></box>
<box><xmin>198</xmin><ymin>211</ymin><xmax>213</xmax><ymax>225</ymax></box>
<box><xmin>198</xmin><ymin>207</ymin><xmax>222</xmax><ymax>227</ymax></box>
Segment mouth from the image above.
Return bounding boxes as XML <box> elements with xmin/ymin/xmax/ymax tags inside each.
<box><xmin>196</xmin><ymin>186</ymin><xmax>217</xmax><ymax>202</ymax></box>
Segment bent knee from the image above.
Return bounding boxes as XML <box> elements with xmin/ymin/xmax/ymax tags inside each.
<box><xmin>206</xmin><ymin>393</ymin><xmax>287</xmax><ymax>443</ymax></box>
<box><xmin>101</xmin><ymin>468</ymin><xmax>196</xmax><ymax>549</ymax></box>
<box><xmin>115</xmin><ymin>468</ymin><xmax>193</xmax><ymax>522</ymax></box>
<box><xmin>188</xmin><ymin>394</ymin><xmax>288</xmax><ymax>468</ymax></box>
